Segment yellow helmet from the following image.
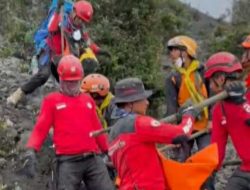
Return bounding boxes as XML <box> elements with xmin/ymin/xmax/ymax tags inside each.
<box><xmin>167</xmin><ymin>35</ymin><xmax>198</xmax><ymax>58</ymax></box>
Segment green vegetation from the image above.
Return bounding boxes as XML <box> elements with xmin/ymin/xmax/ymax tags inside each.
<box><xmin>206</xmin><ymin>0</ymin><xmax>250</xmax><ymax>58</ymax></box>
<box><xmin>90</xmin><ymin>0</ymin><xmax>191</xmax><ymax>116</ymax></box>
<box><xmin>0</xmin><ymin>0</ymin><xmax>193</xmax><ymax>117</ymax></box>
<box><xmin>0</xmin><ymin>0</ymin><xmax>49</xmax><ymax>57</ymax></box>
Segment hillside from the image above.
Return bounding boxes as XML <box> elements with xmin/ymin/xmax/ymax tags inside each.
<box><xmin>0</xmin><ymin>0</ymin><xmax>238</xmax><ymax>189</ymax></box>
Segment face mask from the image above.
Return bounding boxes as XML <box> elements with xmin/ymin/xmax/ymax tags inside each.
<box><xmin>60</xmin><ymin>80</ymin><xmax>81</xmax><ymax>97</ymax></box>
<box><xmin>174</xmin><ymin>57</ymin><xmax>183</xmax><ymax>68</ymax></box>
<box><xmin>72</xmin><ymin>29</ymin><xmax>82</xmax><ymax>41</ymax></box>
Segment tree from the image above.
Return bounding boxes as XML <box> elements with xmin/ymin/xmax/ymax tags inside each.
<box><xmin>89</xmin><ymin>0</ymin><xmax>190</xmax><ymax>116</ymax></box>
<box><xmin>207</xmin><ymin>0</ymin><xmax>250</xmax><ymax>59</ymax></box>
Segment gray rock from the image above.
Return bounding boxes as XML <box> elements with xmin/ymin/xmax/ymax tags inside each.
<box><xmin>17</xmin><ymin>132</ymin><xmax>31</xmax><ymax>151</ymax></box>
<box><xmin>5</xmin><ymin>118</ymin><xmax>14</xmax><ymax>128</ymax></box>
<box><xmin>0</xmin><ymin>158</ymin><xmax>7</xmax><ymax>168</ymax></box>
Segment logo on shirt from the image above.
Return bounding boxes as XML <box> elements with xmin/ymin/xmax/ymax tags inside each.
<box><xmin>243</xmin><ymin>103</ymin><xmax>250</xmax><ymax>113</ymax></box>
<box><xmin>221</xmin><ymin>116</ymin><xmax>227</xmax><ymax>125</ymax></box>
<box><xmin>56</xmin><ymin>103</ymin><xmax>66</xmax><ymax>110</ymax></box>
<box><xmin>150</xmin><ymin>119</ymin><xmax>161</xmax><ymax>127</ymax></box>
<box><xmin>182</xmin><ymin>118</ymin><xmax>193</xmax><ymax>134</ymax></box>
<box><xmin>87</xmin><ymin>102</ymin><xmax>93</xmax><ymax>109</ymax></box>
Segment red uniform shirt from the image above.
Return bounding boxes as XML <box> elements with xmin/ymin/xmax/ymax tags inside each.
<box><xmin>211</xmin><ymin>98</ymin><xmax>250</xmax><ymax>171</ymax></box>
<box><xmin>47</xmin><ymin>12</ymin><xmax>100</xmax><ymax>55</ymax></box>
<box><xmin>245</xmin><ymin>74</ymin><xmax>250</xmax><ymax>88</ymax></box>
<box><xmin>27</xmin><ymin>92</ymin><xmax>108</xmax><ymax>155</ymax></box>
<box><xmin>109</xmin><ymin>114</ymin><xmax>194</xmax><ymax>190</ymax></box>
<box><xmin>246</xmin><ymin>89</ymin><xmax>250</xmax><ymax>100</ymax></box>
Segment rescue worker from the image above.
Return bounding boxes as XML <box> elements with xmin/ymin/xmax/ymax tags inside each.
<box><xmin>164</xmin><ymin>35</ymin><xmax>213</xmax><ymax>189</ymax></box>
<box><xmin>81</xmin><ymin>73</ymin><xmax>117</xmax><ymax>180</ymax></box>
<box><xmin>204</xmin><ymin>52</ymin><xmax>250</xmax><ymax>190</ymax></box>
<box><xmin>22</xmin><ymin>55</ymin><xmax>114</xmax><ymax>190</ymax></box>
<box><xmin>81</xmin><ymin>73</ymin><xmax>116</xmax><ymax>128</ymax></box>
<box><xmin>108</xmin><ymin>77</ymin><xmax>199</xmax><ymax>190</ymax></box>
<box><xmin>165</xmin><ymin>36</ymin><xmax>210</xmax><ymax>152</ymax></box>
<box><xmin>241</xmin><ymin>34</ymin><xmax>250</xmax><ymax>88</ymax></box>
<box><xmin>7</xmin><ymin>0</ymin><xmax>110</xmax><ymax>106</ymax></box>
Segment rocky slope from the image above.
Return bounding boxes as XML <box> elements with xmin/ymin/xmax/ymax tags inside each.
<box><xmin>0</xmin><ymin>56</ymin><xmax>56</xmax><ymax>190</ymax></box>
<box><xmin>0</xmin><ymin>56</ymin><xmax>239</xmax><ymax>189</ymax></box>
<box><xmin>0</xmin><ymin>0</ymin><xmax>240</xmax><ymax>189</ymax></box>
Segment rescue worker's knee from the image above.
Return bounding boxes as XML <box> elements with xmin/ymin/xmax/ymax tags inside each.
<box><xmin>36</xmin><ymin>66</ymin><xmax>51</xmax><ymax>84</ymax></box>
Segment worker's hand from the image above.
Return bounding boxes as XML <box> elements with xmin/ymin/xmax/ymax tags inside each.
<box><xmin>224</xmin><ymin>81</ymin><xmax>246</xmax><ymax>104</ymax></box>
<box><xmin>19</xmin><ymin>149</ymin><xmax>37</xmax><ymax>178</ymax></box>
<box><xmin>176</xmin><ymin>106</ymin><xmax>200</xmax><ymax>122</ymax></box>
<box><xmin>172</xmin><ymin>135</ymin><xmax>189</xmax><ymax>145</ymax></box>
<box><xmin>172</xmin><ymin>135</ymin><xmax>190</xmax><ymax>162</ymax></box>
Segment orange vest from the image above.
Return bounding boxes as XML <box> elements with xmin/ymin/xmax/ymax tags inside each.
<box><xmin>173</xmin><ymin>60</ymin><xmax>208</xmax><ymax>131</ymax></box>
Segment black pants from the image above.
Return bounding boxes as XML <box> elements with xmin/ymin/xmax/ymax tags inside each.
<box><xmin>225</xmin><ymin>169</ymin><xmax>250</xmax><ymax>190</ymax></box>
<box><xmin>21</xmin><ymin>50</ymin><xmax>59</xmax><ymax>94</ymax></box>
<box><xmin>52</xmin><ymin>154</ymin><xmax>115</xmax><ymax>190</ymax></box>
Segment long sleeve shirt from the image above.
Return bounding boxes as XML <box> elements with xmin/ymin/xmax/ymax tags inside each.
<box><xmin>211</xmin><ymin>100</ymin><xmax>250</xmax><ymax>171</ymax></box>
<box><xmin>109</xmin><ymin>112</ymin><xmax>194</xmax><ymax>190</ymax></box>
<box><xmin>27</xmin><ymin>92</ymin><xmax>108</xmax><ymax>155</ymax></box>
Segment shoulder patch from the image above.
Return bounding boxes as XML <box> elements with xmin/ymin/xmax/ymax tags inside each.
<box><xmin>150</xmin><ymin>119</ymin><xmax>161</xmax><ymax>127</ymax></box>
<box><xmin>86</xmin><ymin>102</ymin><xmax>93</xmax><ymax>109</ymax></box>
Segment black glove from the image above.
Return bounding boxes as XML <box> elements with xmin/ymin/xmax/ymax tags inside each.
<box><xmin>225</xmin><ymin>81</ymin><xmax>246</xmax><ymax>104</ymax></box>
<box><xmin>172</xmin><ymin>135</ymin><xmax>189</xmax><ymax>145</ymax></box>
<box><xmin>19</xmin><ymin>149</ymin><xmax>37</xmax><ymax>178</ymax></box>
<box><xmin>176</xmin><ymin>106</ymin><xmax>200</xmax><ymax>123</ymax></box>
<box><xmin>97</xmin><ymin>49</ymin><xmax>112</xmax><ymax>58</ymax></box>
<box><xmin>172</xmin><ymin>135</ymin><xmax>190</xmax><ymax>162</ymax></box>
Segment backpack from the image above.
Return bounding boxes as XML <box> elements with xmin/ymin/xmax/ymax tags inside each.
<box><xmin>33</xmin><ymin>0</ymin><xmax>73</xmax><ymax>55</ymax></box>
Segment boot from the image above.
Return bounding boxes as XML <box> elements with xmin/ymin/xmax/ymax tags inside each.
<box><xmin>7</xmin><ymin>88</ymin><xmax>25</xmax><ymax>106</ymax></box>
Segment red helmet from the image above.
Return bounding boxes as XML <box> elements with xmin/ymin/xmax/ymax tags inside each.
<box><xmin>81</xmin><ymin>73</ymin><xmax>110</xmax><ymax>96</ymax></box>
<box><xmin>204</xmin><ymin>52</ymin><xmax>242</xmax><ymax>79</ymax></box>
<box><xmin>74</xmin><ymin>0</ymin><xmax>93</xmax><ymax>23</ymax></box>
<box><xmin>57</xmin><ymin>55</ymin><xmax>84</xmax><ymax>81</ymax></box>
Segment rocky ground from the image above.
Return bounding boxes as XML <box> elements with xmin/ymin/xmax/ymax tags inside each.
<box><xmin>0</xmin><ymin>57</ymin><xmax>56</xmax><ymax>190</ymax></box>
<box><xmin>0</xmin><ymin>56</ymin><xmax>240</xmax><ymax>190</ymax></box>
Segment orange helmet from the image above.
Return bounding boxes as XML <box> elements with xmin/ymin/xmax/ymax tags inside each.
<box><xmin>57</xmin><ymin>55</ymin><xmax>84</xmax><ymax>81</ymax></box>
<box><xmin>81</xmin><ymin>73</ymin><xmax>110</xmax><ymax>96</ymax></box>
<box><xmin>241</xmin><ymin>34</ymin><xmax>250</xmax><ymax>49</ymax></box>
<box><xmin>74</xmin><ymin>0</ymin><xmax>93</xmax><ymax>23</ymax></box>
